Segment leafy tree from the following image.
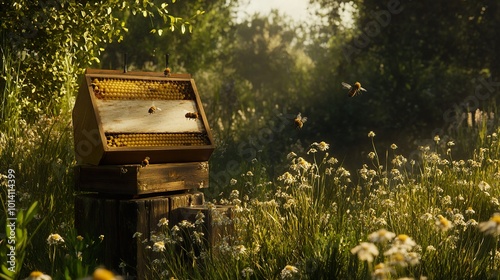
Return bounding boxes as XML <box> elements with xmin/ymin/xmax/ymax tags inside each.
<box><xmin>0</xmin><ymin>0</ymin><xmax>197</xmax><ymax>118</ymax></box>
<box><xmin>100</xmin><ymin>0</ymin><xmax>233</xmax><ymax>73</ymax></box>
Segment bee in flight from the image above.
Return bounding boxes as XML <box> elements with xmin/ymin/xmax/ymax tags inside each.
<box><xmin>294</xmin><ymin>112</ymin><xmax>307</xmax><ymax>129</ymax></box>
<box><xmin>185</xmin><ymin>112</ymin><xmax>199</xmax><ymax>120</ymax></box>
<box><xmin>148</xmin><ymin>102</ymin><xmax>162</xmax><ymax>114</ymax></box>
<box><xmin>342</xmin><ymin>82</ymin><xmax>367</xmax><ymax>97</ymax></box>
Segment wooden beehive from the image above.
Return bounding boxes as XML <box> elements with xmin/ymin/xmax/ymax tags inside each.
<box><xmin>74</xmin><ymin>161</ymin><xmax>209</xmax><ymax>195</ymax></box>
<box><xmin>72</xmin><ymin>69</ymin><xmax>215</xmax><ymax>165</ymax></box>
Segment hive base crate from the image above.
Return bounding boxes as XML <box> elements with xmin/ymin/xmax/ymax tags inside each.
<box><xmin>74</xmin><ymin>191</ymin><xmax>204</xmax><ymax>279</ymax></box>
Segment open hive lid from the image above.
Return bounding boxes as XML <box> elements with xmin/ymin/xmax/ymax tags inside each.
<box><xmin>72</xmin><ymin>69</ymin><xmax>215</xmax><ymax>165</ymax></box>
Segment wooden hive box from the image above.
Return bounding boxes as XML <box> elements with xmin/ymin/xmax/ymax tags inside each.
<box><xmin>72</xmin><ymin>69</ymin><xmax>215</xmax><ymax>166</ymax></box>
<box><xmin>74</xmin><ymin>161</ymin><xmax>209</xmax><ymax>195</ymax></box>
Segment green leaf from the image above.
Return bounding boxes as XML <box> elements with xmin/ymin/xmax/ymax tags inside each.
<box><xmin>0</xmin><ymin>266</ymin><xmax>15</xmax><ymax>280</ymax></box>
<box><xmin>16</xmin><ymin>210</ymin><xmax>24</xmax><ymax>225</ymax></box>
<box><xmin>158</xmin><ymin>29</ymin><xmax>163</xmax><ymax>36</ymax></box>
<box><xmin>181</xmin><ymin>24</ymin><xmax>185</xmax><ymax>34</ymax></box>
<box><xmin>24</xmin><ymin>201</ymin><xmax>39</xmax><ymax>224</ymax></box>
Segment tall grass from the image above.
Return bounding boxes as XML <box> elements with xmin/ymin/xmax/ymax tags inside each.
<box><xmin>1</xmin><ymin>49</ymin><xmax>78</xmax><ymax>278</ymax></box>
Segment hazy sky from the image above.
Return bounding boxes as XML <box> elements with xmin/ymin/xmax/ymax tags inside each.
<box><xmin>236</xmin><ymin>0</ymin><xmax>354</xmax><ymax>27</ymax></box>
<box><xmin>236</xmin><ymin>0</ymin><xmax>318</xmax><ymax>23</ymax></box>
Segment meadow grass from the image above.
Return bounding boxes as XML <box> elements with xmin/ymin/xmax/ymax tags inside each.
<box><xmin>143</xmin><ymin>130</ymin><xmax>500</xmax><ymax>280</ymax></box>
<box><xmin>2</xmin><ymin>48</ymin><xmax>500</xmax><ymax>279</ymax></box>
<box><xmin>0</xmin><ymin>49</ymin><xmax>87</xmax><ymax>279</ymax></box>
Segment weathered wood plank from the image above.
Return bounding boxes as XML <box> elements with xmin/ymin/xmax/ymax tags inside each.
<box><xmin>72</xmin><ymin>78</ymin><xmax>105</xmax><ymax>165</ymax></box>
<box><xmin>85</xmin><ymin>68</ymin><xmax>191</xmax><ymax>79</ymax></box>
<box><xmin>74</xmin><ymin>162</ymin><xmax>208</xmax><ymax>195</ymax></box>
<box><xmin>99</xmin><ymin>148</ymin><xmax>214</xmax><ymax>166</ymax></box>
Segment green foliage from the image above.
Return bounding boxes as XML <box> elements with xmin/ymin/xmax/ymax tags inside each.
<box><xmin>143</xmin><ymin>213</ymin><xmax>233</xmax><ymax>279</ymax></box>
<box><xmin>1</xmin><ymin>47</ymin><xmax>73</xmax><ymax>275</ymax></box>
<box><xmin>101</xmin><ymin>0</ymin><xmax>226</xmax><ymax>72</ymax></box>
<box><xmin>0</xmin><ymin>201</ymin><xmax>41</xmax><ymax>280</ymax></box>
<box><xmin>46</xmin><ymin>230</ymin><xmax>104</xmax><ymax>279</ymax></box>
<box><xmin>200</xmin><ymin>13</ymin><xmax>316</xmax><ymax>194</ymax></box>
<box><xmin>0</xmin><ymin>0</ymin><xmax>198</xmax><ymax>116</ymax></box>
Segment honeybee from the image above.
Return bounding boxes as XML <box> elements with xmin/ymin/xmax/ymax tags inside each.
<box><xmin>342</xmin><ymin>82</ymin><xmax>367</xmax><ymax>97</ymax></box>
<box><xmin>185</xmin><ymin>112</ymin><xmax>199</xmax><ymax>120</ymax></box>
<box><xmin>91</xmin><ymin>78</ymin><xmax>103</xmax><ymax>97</ymax></box>
<box><xmin>294</xmin><ymin>112</ymin><xmax>307</xmax><ymax>129</ymax></box>
<box><xmin>164</xmin><ymin>67</ymin><xmax>171</xmax><ymax>77</ymax></box>
<box><xmin>90</xmin><ymin>78</ymin><xmax>99</xmax><ymax>89</ymax></box>
<box><xmin>148</xmin><ymin>102</ymin><xmax>162</xmax><ymax>114</ymax></box>
<box><xmin>148</xmin><ymin>106</ymin><xmax>157</xmax><ymax>114</ymax></box>
<box><xmin>141</xmin><ymin>156</ymin><xmax>150</xmax><ymax>167</ymax></box>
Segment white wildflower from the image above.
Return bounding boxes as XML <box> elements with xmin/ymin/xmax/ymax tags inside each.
<box><xmin>351</xmin><ymin>242</ymin><xmax>379</xmax><ymax>262</ymax></box>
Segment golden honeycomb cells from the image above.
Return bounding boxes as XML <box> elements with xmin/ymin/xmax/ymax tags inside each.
<box><xmin>105</xmin><ymin>133</ymin><xmax>210</xmax><ymax>148</ymax></box>
<box><xmin>90</xmin><ymin>78</ymin><xmax>195</xmax><ymax>100</ymax></box>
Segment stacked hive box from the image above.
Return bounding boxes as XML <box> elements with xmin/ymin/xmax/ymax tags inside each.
<box><xmin>72</xmin><ymin>69</ymin><xmax>217</xmax><ymax>278</ymax></box>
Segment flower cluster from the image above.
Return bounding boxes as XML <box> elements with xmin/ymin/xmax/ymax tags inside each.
<box><xmin>46</xmin><ymin>233</ymin><xmax>65</xmax><ymax>246</ymax></box>
<box><xmin>352</xmin><ymin>230</ymin><xmax>421</xmax><ymax>279</ymax></box>
<box><xmin>280</xmin><ymin>265</ymin><xmax>299</xmax><ymax>279</ymax></box>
